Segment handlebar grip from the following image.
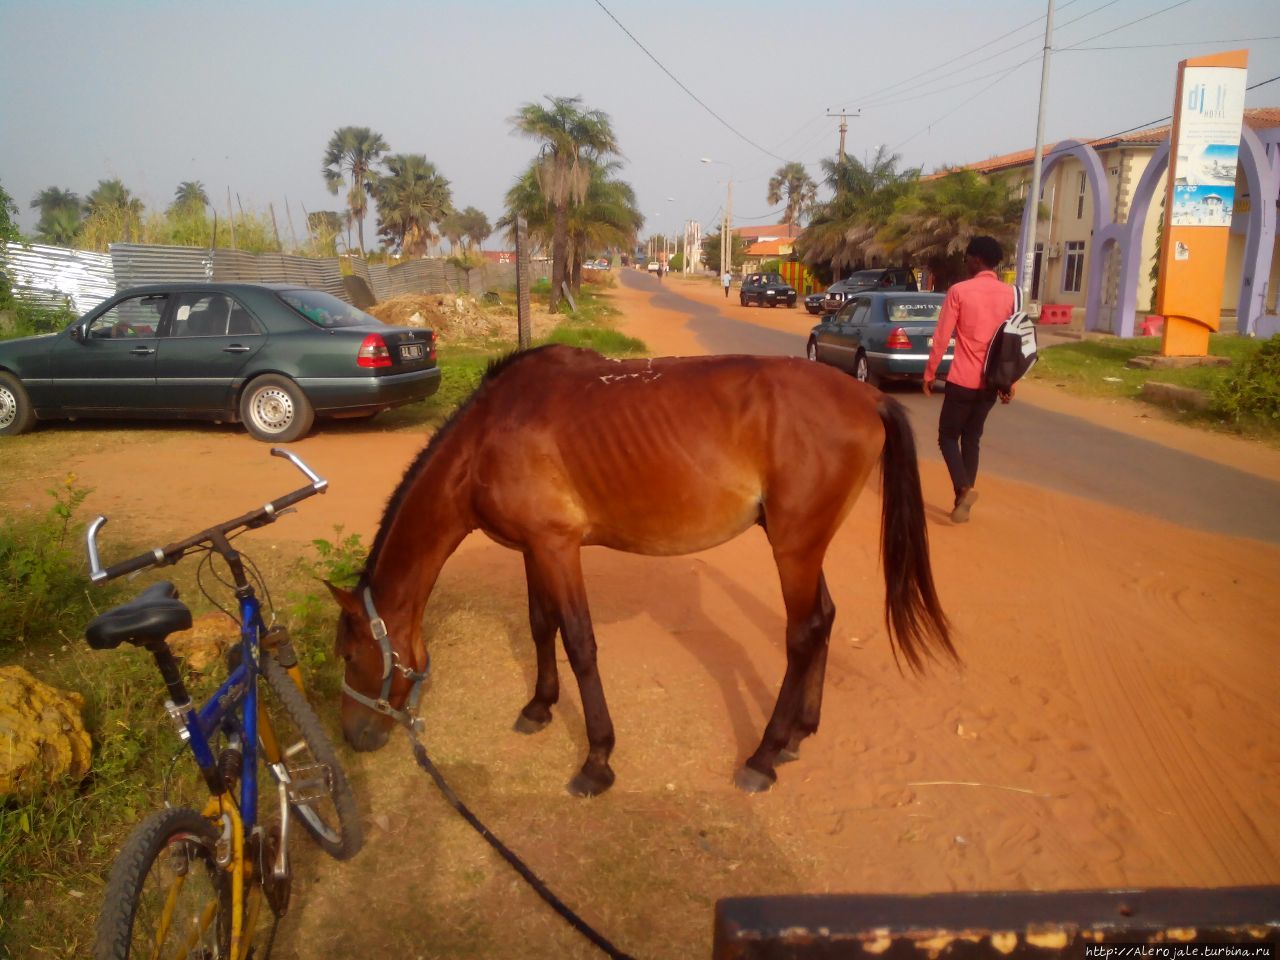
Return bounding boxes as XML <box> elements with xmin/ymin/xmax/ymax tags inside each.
<box><xmin>99</xmin><ymin>547</ymin><xmax>171</xmax><ymax>583</ymax></box>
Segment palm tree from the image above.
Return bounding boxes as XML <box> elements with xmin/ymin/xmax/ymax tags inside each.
<box><xmin>372</xmin><ymin>153</ymin><xmax>452</xmax><ymax>258</ymax></box>
<box><xmin>510</xmin><ymin>95</ymin><xmax>619</xmax><ymax>310</ymax></box>
<box><xmin>85</xmin><ymin>179</ymin><xmax>143</xmax><ymax>218</ymax></box>
<box><xmin>566</xmin><ymin>159</ymin><xmax>643</xmax><ymax>292</ymax></box>
<box><xmin>878</xmin><ymin>168</ymin><xmax>1024</xmax><ymax>289</ymax></box>
<box><xmin>30</xmin><ymin>186</ymin><xmax>81</xmax><ymax>220</ymax></box>
<box><xmin>797</xmin><ymin>147</ymin><xmax>918</xmax><ymax>279</ymax></box>
<box><xmin>35</xmin><ymin>206</ymin><xmax>83</xmax><ymax>246</ymax></box>
<box><xmin>30</xmin><ymin>187</ymin><xmax>83</xmax><ymax>246</ymax></box>
<box><xmin>457</xmin><ymin>207</ymin><xmax>492</xmax><ymax>251</ymax></box>
<box><xmin>170</xmin><ymin>181</ymin><xmax>209</xmax><ymax>214</ymax></box>
<box><xmin>322</xmin><ymin>126</ymin><xmax>389</xmax><ymax>256</ymax></box>
<box><xmin>767</xmin><ymin>162</ymin><xmax>818</xmax><ymax>228</ymax></box>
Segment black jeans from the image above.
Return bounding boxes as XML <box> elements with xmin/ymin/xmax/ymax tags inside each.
<box><xmin>937</xmin><ymin>382</ymin><xmax>998</xmax><ymax>501</ymax></box>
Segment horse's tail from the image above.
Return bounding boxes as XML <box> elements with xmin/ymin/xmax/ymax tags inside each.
<box><xmin>876</xmin><ymin>396</ymin><xmax>958</xmax><ymax>674</ymax></box>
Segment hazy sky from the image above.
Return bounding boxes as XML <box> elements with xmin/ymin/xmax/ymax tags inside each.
<box><xmin>2</xmin><ymin>0</ymin><xmax>1277</xmax><ymax>247</ymax></box>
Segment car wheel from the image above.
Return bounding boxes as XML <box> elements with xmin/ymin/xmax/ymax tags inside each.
<box><xmin>739</xmin><ymin>295</ymin><xmax>748</xmax><ymax>307</ymax></box>
<box><xmin>806</xmin><ymin>338</ymin><xmax>818</xmax><ymax>362</ymax></box>
<box><xmin>0</xmin><ymin>372</ymin><xmax>36</xmax><ymax>436</ymax></box>
<box><xmin>239</xmin><ymin>374</ymin><xmax>315</xmax><ymax>443</ymax></box>
<box><xmin>854</xmin><ymin>352</ymin><xmax>874</xmax><ymax>385</ymax></box>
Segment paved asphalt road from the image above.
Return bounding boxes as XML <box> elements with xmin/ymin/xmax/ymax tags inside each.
<box><xmin>625</xmin><ymin>269</ymin><xmax>1280</xmax><ymax>545</ymax></box>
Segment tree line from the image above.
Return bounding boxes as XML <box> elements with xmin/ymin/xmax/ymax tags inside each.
<box><xmin>755</xmin><ymin>149</ymin><xmax>1023</xmax><ymax>289</ymax></box>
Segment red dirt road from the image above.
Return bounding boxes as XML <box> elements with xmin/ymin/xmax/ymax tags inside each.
<box><xmin>8</xmin><ymin>276</ymin><xmax>1279</xmax><ymax>956</ymax></box>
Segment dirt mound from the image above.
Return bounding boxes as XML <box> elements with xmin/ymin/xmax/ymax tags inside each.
<box><xmin>366</xmin><ymin>293</ymin><xmax>557</xmax><ymax>343</ymax></box>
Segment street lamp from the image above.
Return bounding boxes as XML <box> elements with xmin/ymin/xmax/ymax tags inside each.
<box><xmin>701</xmin><ymin>158</ymin><xmax>734</xmax><ymax>279</ymax></box>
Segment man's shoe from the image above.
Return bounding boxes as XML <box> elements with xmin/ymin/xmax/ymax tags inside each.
<box><xmin>950</xmin><ymin>487</ymin><xmax>979</xmax><ymax>523</ymax></box>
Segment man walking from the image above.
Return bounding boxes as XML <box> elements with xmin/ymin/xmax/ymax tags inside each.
<box><xmin>722</xmin><ymin>270</ymin><xmax>731</xmax><ymax>298</ymax></box>
<box><xmin>923</xmin><ymin>236</ymin><xmax>1015</xmax><ymax>524</ymax></box>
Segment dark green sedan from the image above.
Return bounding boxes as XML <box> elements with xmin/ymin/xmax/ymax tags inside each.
<box><xmin>0</xmin><ymin>283</ymin><xmax>441</xmax><ymax>442</ymax></box>
<box><xmin>805</xmin><ymin>292</ymin><xmax>953</xmax><ymax>386</ymax></box>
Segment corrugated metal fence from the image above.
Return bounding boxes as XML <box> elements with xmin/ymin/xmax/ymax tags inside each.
<box><xmin>2</xmin><ymin>241</ymin><xmax>520</xmax><ymax>313</ymax></box>
<box><xmin>1</xmin><ymin>242</ymin><xmax>116</xmax><ymax>312</ymax></box>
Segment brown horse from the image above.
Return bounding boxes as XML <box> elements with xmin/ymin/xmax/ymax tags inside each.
<box><xmin>327</xmin><ymin>345</ymin><xmax>956</xmax><ymax>795</ymax></box>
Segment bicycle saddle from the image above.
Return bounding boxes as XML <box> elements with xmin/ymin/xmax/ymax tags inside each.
<box><xmin>86</xmin><ymin>581</ymin><xmax>192</xmax><ymax>650</ymax></box>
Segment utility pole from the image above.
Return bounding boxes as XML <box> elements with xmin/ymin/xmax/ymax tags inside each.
<box><xmin>721</xmin><ymin>179</ymin><xmax>734</xmax><ymax>278</ymax></box>
<box><xmin>826</xmin><ymin>109</ymin><xmax>860</xmax><ymax>163</ymax></box>
<box><xmin>1022</xmin><ymin>0</ymin><xmax>1056</xmax><ymax>302</ymax></box>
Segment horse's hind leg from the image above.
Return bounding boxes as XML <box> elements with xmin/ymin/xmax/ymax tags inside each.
<box><xmin>514</xmin><ymin>553</ymin><xmax>560</xmax><ymax>734</ymax></box>
<box><xmin>779</xmin><ymin>572</ymin><xmax>834</xmax><ymax>764</ymax></box>
<box><xmin>528</xmin><ymin>543</ymin><xmax>616</xmax><ymax>797</ymax></box>
<box><xmin>737</xmin><ymin>553</ymin><xmax>834</xmax><ymax>793</ymax></box>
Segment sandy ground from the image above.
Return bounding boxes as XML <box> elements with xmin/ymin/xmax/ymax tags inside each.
<box><xmin>7</xmin><ymin>275</ymin><xmax>1278</xmax><ymax>957</ymax></box>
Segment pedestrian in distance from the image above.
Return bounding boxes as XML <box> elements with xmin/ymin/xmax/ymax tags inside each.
<box><xmin>722</xmin><ymin>270</ymin><xmax>731</xmax><ymax>298</ymax></box>
<box><xmin>922</xmin><ymin>235</ymin><xmax>1016</xmax><ymax>524</ymax></box>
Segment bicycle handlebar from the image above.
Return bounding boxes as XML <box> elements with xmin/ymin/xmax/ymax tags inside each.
<box><xmin>87</xmin><ymin>448</ymin><xmax>328</xmax><ymax>585</ymax></box>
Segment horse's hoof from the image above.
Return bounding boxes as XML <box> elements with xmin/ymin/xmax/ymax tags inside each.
<box><xmin>734</xmin><ymin>765</ymin><xmax>776</xmax><ymax>794</ymax></box>
<box><xmin>513</xmin><ymin>712</ymin><xmax>550</xmax><ymax>735</ymax></box>
<box><xmin>567</xmin><ymin>765</ymin><xmax>615</xmax><ymax>798</ymax></box>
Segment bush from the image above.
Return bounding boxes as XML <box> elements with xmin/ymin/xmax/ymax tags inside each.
<box><xmin>0</xmin><ymin>476</ymin><xmax>111</xmax><ymax>652</ymax></box>
<box><xmin>1211</xmin><ymin>333</ymin><xmax>1280</xmax><ymax>424</ymax></box>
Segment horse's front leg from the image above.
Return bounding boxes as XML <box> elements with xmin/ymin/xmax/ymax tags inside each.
<box><xmin>529</xmin><ymin>543</ymin><xmax>616</xmax><ymax>797</ymax></box>
<box><xmin>514</xmin><ymin>552</ymin><xmax>560</xmax><ymax>734</ymax></box>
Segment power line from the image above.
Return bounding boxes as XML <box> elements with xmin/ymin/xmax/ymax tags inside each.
<box><xmin>889</xmin><ymin>0</ymin><xmax>1203</xmax><ymax>153</ymax></box>
<box><xmin>834</xmin><ymin>0</ymin><xmax>1084</xmax><ymax>109</ymax></box>
<box><xmin>858</xmin><ymin>0</ymin><xmax>1123</xmax><ymax>111</ymax></box>
<box><xmin>590</xmin><ymin>0</ymin><xmax>787</xmax><ymax>162</ymax></box>
<box><xmin>1058</xmin><ymin>0</ymin><xmax>1193</xmax><ymax>50</ymax></box>
<box><xmin>1062</xmin><ymin>35</ymin><xmax>1280</xmax><ymax>50</ymax></box>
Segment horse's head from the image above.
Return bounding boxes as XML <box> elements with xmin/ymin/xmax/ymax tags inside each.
<box><xmin>326</xmin><ymin>581</ymin><xmax>428</xmax><ymax>753</ymax></box>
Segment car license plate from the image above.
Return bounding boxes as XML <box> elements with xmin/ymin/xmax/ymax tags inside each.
<box><xmin>926</xmin><ymin>338</ymin><xmax>956</xmax><ymax>348</ymax></box>
<box><xmin>400</xmin><ymin>343</ymin><xmax>424</xmax><ymax>360</ymax></box>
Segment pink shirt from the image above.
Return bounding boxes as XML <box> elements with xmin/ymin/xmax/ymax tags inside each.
<box><xmin>925</xmin><ymin>270</ymin><xmax>1015</xmax><ymax>389</ymax></box>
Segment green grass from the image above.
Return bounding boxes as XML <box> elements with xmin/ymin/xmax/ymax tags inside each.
<box><xmin>1030</xmin><ymin>333</ymin><xmax>1257</xmax><ymax>397</ymax></box>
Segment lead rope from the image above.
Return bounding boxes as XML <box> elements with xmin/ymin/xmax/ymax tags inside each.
<box><xmin>409</xmin><ymin>737</ymin><xmax>636</xmax><ymax>960</ymax></box>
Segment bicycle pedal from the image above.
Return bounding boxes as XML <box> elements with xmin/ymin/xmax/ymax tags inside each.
<box><xmin>286</xmin><ymin>763</ymin><xmax>333</xmax><ymax>803</ymax></box>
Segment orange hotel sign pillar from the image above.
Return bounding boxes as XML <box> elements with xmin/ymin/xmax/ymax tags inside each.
<box><xmin>1155</xmin><ymin>49</ymin><xmax>1248</xmax><ymax>356</ymax></box>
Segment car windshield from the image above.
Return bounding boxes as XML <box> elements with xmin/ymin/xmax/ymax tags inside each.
<box><xmin>886</xmin><ymin>300</ymin><xmax>943</xmax><ymax>322</ymax></box>
<box><xmin>763</xmin><ymin>274</ymin><xmax>784</xmax><ymax>285</ymax></box>
<box><xmin>842</xmin><ymin>271</ymin><xmax>883</xmax><ymax>288</ymax></box>
<box><xmin>277</xmin><ymin>288</ymin><xmax>376</xmax><ymax>328</ymax></box>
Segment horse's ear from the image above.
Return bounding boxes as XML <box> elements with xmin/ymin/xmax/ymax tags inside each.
<box><xmin>324</xmin><ymin>580</ymin><xmax>364</xmax><ymax>618</ymax></box>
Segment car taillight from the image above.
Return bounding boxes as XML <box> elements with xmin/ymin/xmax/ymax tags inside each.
<box><xmin>357</xmin><ymin>334</ymin><xmax>392</xmax><ymax>368</ymax></box>
<box><xmin>429</xmin><ymin>329</ymin><xmax>437</xmax><ymax>362</ymax></box>
<box><xmin>885</xmin><ymin>327</ymin><xmax>913</xmax><ymax>349</ymax></box>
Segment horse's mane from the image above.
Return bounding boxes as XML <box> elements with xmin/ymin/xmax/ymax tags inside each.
<box><xmin>361</xmin><ymin>345</ymin><xmax>559</xmax><ymax>580</ymax></box>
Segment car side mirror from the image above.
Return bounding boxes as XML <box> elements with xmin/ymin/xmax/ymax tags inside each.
<box><xmin>68</xmin><ymin>323</ymin><xmax>85</xmax><ymax>343</ymax></box>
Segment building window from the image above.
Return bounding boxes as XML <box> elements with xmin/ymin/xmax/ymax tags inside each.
<box><xmin>1063</xmin><ymin>241</ymin><xmax>1086</xmax><ymax>293</ymax></box>
<box><xmin>1076</xmin><ymin>171</ymin><xmax>1087</xmax><ymax>219</ymax></box>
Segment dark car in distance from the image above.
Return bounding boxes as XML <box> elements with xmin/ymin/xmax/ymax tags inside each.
<box><xmin>821</xmin><ymin>267</ymin><xmax>918</xmax><ymax>314</ymax></box>
<box><xmin>0</xmin><ymin>283</ymin><xmax>441</xmax><ymax>442</ymax></box>
<box><xmin>803</xmin><ymin>291</ymin><xmax>826</xmax><ymax>314</ymax></box>
<box><xmin>739</xmin><ymin>272</ymin><xmax>797</xmax><ymax>308</ymax></box>
<box><xmin>806</xmin><ymin>292</ymin><xmax>952</xmax><ymax>386</ymax></box>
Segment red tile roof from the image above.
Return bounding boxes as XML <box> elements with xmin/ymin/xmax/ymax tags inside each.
<box><xmin>937</xmin><ymin>106</ymin><xmax>1279</xmax><ymax>176</ymax></box>
<box><xmin>745</xmin><ymin>238</ymin><xmax>795</xmax><ymax>256</ymax></box>
<box><xmin>733</xmin><ymin>223</ymin><xmax>801</xmax><ymax>239</ymax></box>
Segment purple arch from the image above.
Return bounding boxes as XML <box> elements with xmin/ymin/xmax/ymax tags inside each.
<box><xmin>1237</xmin><ymin>125</ymin><xmax>1280</xmax><ymax>337</ymax></box>
<box><xmin>1015</xmin><ymin>140</ymin><xmax>1110</xmax><ymax>333</ymax></box>
<box><xmin>1017</xmin><ymin>128</ymin><xmax>1278</xmax><ymax>338</ymax></box>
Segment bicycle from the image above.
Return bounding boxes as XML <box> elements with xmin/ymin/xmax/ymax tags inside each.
<box><xmin>84</xmin><ymin>448</ymin><xmax>363</xmax><ymax>959</ymax></box>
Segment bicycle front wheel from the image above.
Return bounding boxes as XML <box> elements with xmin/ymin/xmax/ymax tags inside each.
<box><xmin>94</xmin><ymin>807</ymin><xmax>230</xmax><ymax>960</ymax></box>
<box><xmin>259</xmin><ymin>653</ymin><xmax>363</xmax><ymax>860</ymax></box>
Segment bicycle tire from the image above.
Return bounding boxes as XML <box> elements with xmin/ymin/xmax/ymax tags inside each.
<box><xmin>260</xmin><ymin>653</ymin><xmax>363</xmax><ymax>860</ymax></box>
<box><xmin>94</xmin><ymin>807</ymin><xmax>230</xmax><ymax>960</ymax></box>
